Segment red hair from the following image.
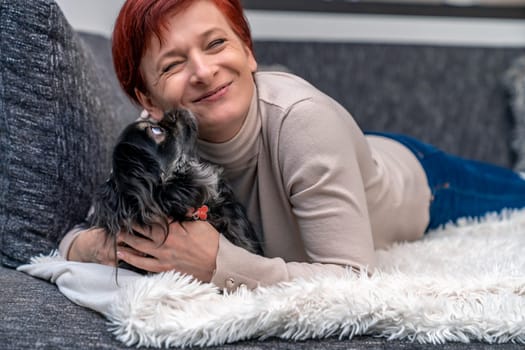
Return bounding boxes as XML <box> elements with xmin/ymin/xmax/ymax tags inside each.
<box><xmin>112</xmin><ymin>0</ymin><xmax>254</xmax><ymax>105</ymax></box>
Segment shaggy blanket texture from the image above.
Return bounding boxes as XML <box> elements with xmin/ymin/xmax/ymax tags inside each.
<box><xmin>18</xmin><ymin>210</ymin><xmax>525</xmax><ymax>348</ymax></box>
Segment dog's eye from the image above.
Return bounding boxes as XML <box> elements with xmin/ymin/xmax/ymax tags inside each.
<box><xmin>147</xmin><ymin>125</ymin><xmax>166</xmax><ymax>143</ymax></box>
<box><xmin>150</xmin><ymin>126</ymin><xmax>164</xmax><ymax>136</ymax></box>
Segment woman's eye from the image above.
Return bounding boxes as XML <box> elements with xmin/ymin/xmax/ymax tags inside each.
<box><xmin>208</xmin><ymin>38</ymin><xmax>226</xmax><ymax>49</ymax></box>
<box><xmin>162</xmin><ymin>61</ymin><xmax>183</xmax><ymax>74</ymax></box>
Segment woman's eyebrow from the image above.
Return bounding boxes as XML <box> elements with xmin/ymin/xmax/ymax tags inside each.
<box><xmin>154</xmin><ymin>28</ymin><xmax>228</xmax><ymax>71</ymax></box>
<box><xmin>199</xmin><ymin>27</ymin><xmax>227</xmax><ymax>42</ymax></box>
<box><xmin>154</xmin><ymin>47</ymin><xmax>183</xmax><ymax>72</ymax></box>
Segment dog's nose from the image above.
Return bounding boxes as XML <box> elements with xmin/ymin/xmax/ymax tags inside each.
<box><xmin>163</xmin><ymin>110</ymin><xmax>178</xmax><ymax>122</ymax></box>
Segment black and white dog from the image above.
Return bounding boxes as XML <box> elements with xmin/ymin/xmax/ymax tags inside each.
<box><xmin>89</xmin><ymin>109</ymin><xmax>262</xmax><ymax>266</ymax></box>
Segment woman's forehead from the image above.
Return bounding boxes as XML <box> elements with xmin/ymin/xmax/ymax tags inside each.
<box><xmin>150</xmin><ymin>1</ymin><xmax>232</xmax><ymax>48</ymax></box>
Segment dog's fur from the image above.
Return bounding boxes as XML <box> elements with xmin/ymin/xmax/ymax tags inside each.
<box><xmin>89</xmin><ymin>109</ymin><xmax>262</xmax><ymax>266</ymax></box>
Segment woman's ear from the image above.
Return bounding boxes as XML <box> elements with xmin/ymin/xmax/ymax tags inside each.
<box><xmin>135</xmin><ymin>88</ymin><xmax>164</xmax><ymax>121</ymax></box>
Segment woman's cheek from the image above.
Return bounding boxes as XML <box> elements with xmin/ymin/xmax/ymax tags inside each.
<box><xmin>163</xmin><ymin>79</ymin><xmax>186</xmax><ymax>108</ymax></box>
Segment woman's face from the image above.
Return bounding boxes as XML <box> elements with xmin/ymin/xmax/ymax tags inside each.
<box><xmin>137</xmin><ymin>0</ymin><xmax>257</xmax><ymax>143</ymax></box>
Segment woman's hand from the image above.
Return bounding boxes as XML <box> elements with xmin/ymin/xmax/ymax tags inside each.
<box><xmin>68</xmin><ymin>227</ymin><xmax>117</xmax><ymax>265</ymax></box>
<box><xmin>116</xmin><ymin>220</ymin><xmax>220</xmax><ymax>283</ymax></box>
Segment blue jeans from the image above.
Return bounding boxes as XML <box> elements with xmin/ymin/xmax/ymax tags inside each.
<box><xmin>366</xmin><ymin>132</ymin><xmax>525</xmax><ymax>232</ymax></box>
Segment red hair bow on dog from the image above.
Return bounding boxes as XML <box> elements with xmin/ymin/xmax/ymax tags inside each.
<box><xmin>191</xmin><ymin>205</ymin><xmax>209</xmax><ymax>221</ymax></box>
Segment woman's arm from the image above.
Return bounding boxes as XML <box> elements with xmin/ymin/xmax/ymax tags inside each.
<box><xmin>279</xmin><ymin>97</ymin><xmax>377</xmax><ymax>269</ymax></box>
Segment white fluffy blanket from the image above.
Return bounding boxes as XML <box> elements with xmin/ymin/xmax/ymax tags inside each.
<box><xmin>18</xmin><ymin>210</ymin><xmax>525</xmax><ymax>348</ymax></box>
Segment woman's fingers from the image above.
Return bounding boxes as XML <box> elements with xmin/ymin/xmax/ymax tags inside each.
<box><xmin>118</xmin><ymin>231</ymin><xmax>155</xmax><ymax>255</ymax></box>
<box><xmin>115</xmin><ymin>220</ymin><xmax>219</xmax><ymax>281</ymax></box>
<box><xmin>116</xmin><ymin>249</ymin><xmax>147</xmax><ymax>270</ymax></box>
<box><xmin>116</xmin><ymin>248</ymin><xmax>166</xmax><ymax>273</ymax></box>
<box><xmin>129</xmin><ymin>221</ymin><xmax>180</xmax><ymax>244</ymax></box>
<box><xmin>118</xmin><ymin>222</ymin><xmax>181</xmax><ymax>256</ymax></box>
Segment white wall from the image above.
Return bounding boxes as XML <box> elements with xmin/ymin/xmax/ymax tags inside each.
<box><xmin>248</xmin><ymin>11</ymin><xmax>525</xmax><ymax>47</ymax></box>
<box><xmin>55</xmin><ymin>0</ymin><xmax>525</xmax><ymax>47</ymax></box>
<box><xmin>55</xmin><ymin>0</ymin><xmax>125</xmax><ymax>37</ymax></box>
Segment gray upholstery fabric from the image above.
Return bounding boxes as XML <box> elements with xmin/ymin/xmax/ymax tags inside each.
<box><xmin>254</xmin><ymin>41</ymin><xmax>525</xmax><ymax>168</ymax></box>
<box><xmin>0</xmin><ymin>0</ymin><xmax>135</xmax><ymax>267</ymax></box>
<box><xmin>503</xmin><ymin>56</ymin><xmax>525</xmax><ymax>172</ymax></box>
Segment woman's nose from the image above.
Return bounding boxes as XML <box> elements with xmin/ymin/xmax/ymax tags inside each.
<box><xmin>189</xmin><ymin>53</ymin><xmax>216</xmax><ymax>85</ymax></box>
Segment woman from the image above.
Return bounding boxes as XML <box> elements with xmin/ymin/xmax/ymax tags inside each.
<box><xmin>60</xmin><ymin>0</ymin><xmax>525</xmax><ymax>291</ymax></box>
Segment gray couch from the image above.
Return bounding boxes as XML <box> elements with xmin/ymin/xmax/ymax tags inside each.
<box><xmin>2</xmin><ymin>0</ymin><xmax>525</xmax><ymax>349</ymax></box>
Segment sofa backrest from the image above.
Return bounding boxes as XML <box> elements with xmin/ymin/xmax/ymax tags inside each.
<box><xmin>254</xmin><ymin>41</ymin><xmax>525</xmax><ymax>168</ymax></box>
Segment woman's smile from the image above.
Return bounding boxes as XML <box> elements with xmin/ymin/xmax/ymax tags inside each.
<box><xmin>192</xmin><ymin>81</ymin><xmax>232</xmax><ymax>103</ymax></box>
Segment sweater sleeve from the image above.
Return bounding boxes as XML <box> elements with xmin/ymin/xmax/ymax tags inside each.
<box><xmin>210</xmin><ymin>235</ymin><xmax>357</xmax><ymax>291</ymax></box>
<box><xmin>211</xmin><ymin>97</ymin><xmax>377</xmax><ymax>292</ymax></box>
<box><xmin>58</xmin><ymin>225</ymin><xmax>84</xmax><ymax>259</ymax></box>
<box><xmin>58</xmin><ymin>206</ymin><xmax>94</xmax><ymax>259</ymax></box>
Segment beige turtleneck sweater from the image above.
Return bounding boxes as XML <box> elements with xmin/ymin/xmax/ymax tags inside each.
<box><xmin>60</xmin><ymin>72</ymin><xmax>431</xmax><ymax>292</ymax></box>
<box><xmin>200</xmin><ymin>72</ymin><xmax>431</xmax><ymax>291</ymax></box>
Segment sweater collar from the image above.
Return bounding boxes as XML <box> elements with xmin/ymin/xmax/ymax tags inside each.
<box><xmin>197</xmin><ymin>89</ymin><xmax>260</xmax><ymax>168</ymax></box>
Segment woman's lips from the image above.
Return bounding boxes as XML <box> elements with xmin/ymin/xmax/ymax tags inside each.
<box><xmin>193</xmin><ymin>82</ymin><xmax>231</xmax><ymax>103</ymax></box>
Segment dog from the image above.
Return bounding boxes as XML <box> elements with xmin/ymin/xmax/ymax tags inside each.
<box><xmin>89</xmin><ymin>109</ymin><xmax>262</xmax><ymax>270</ymax></box>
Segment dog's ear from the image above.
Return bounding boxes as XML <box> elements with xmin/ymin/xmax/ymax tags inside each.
<box><xmin>89</xmin><ymin>175</ymin><xmax>125</xmax><ymax>237</ymax></box>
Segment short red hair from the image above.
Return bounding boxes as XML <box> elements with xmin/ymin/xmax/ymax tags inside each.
<box><xmin>112</xmin><ymin>0</ymin><xmax>254</xmax><ymax>105</ymax></box>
